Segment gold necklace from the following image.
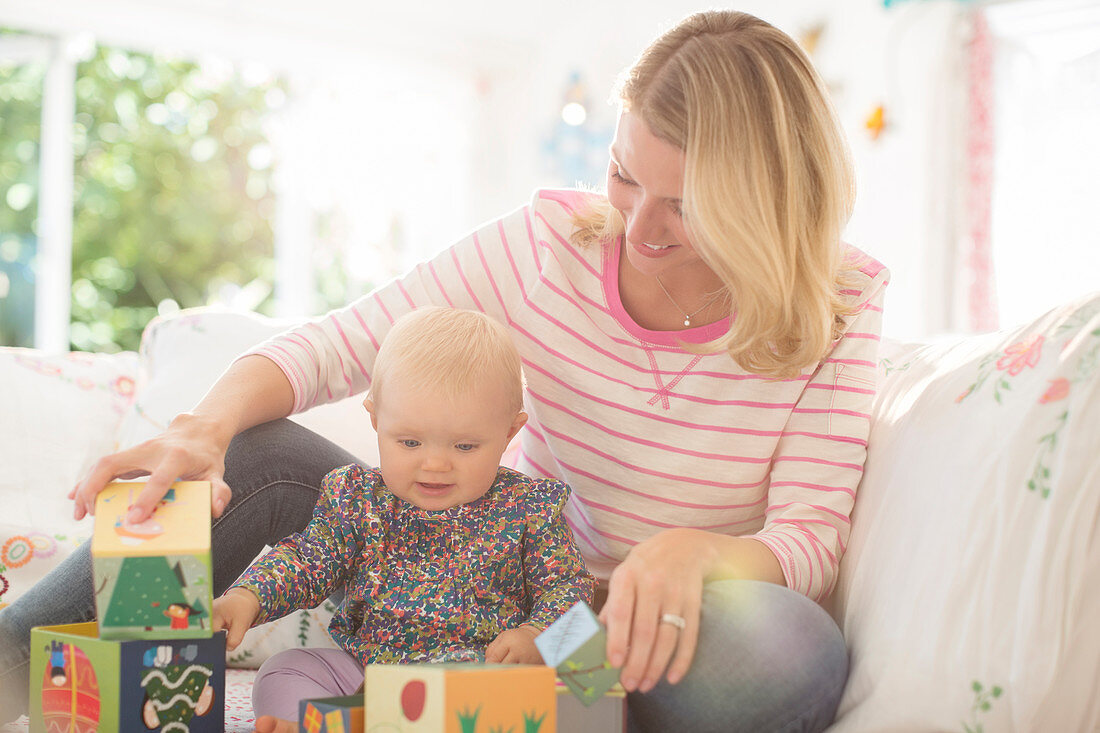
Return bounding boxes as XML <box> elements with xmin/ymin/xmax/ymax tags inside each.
<box><xmin>654</xmin><ymin>274</ymin><xmax>726</xmax><ymax>327</ymax></box>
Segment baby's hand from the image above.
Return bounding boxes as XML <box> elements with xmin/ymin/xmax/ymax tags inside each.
<box><xmin>485</xmin><ymin>624</ymin><xmax>544</xmax><ymax>664</ymax></box>
<box><xmin>211</xmin><ymin>588</ymin><xmax>261</xmax><ymax>651</ymax></box>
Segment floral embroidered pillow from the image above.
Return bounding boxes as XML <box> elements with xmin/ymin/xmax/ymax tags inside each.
<box><xmin>0</xmin><ymin>348</ymin><xmax>138</xmax><ymax>535</ymax></box>
<box><xmin>832</xmin><ymin>292</ymin><xmax>1100</xmax><ymax>732</ymax></box>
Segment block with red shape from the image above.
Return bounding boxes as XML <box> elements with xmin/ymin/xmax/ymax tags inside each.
<box><xmin>364</xmin><ymin>663</ymin><xmax>555</xmax><ymax>732</ymax></box>
<box><xmin>29</xmin><ymin>621</ymin><xmax>225</xmax><ymax>733</ymax></box>
<box><xmin>92</xmin><ymin>481</ymin><xmax>213</xmax><ymax>640</ymax></box>
<box><xmin>298</xmin><ymin>695</ymin><xmax>363</xmax><ymax>733</ymax></box>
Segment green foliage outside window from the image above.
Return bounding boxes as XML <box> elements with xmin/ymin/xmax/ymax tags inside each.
<box><xmin>0</xmin><ymin>35</ymin><xmax>282</xmax><ymax>352</ymax></box>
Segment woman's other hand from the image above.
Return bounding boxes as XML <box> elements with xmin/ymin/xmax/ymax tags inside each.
<box><xmin>485</xmin><ymin>624</ymin><xmax>544</xmax><ymax>664</ymax></box>
<box><xmin>599</xmin><ymin>528</ymin><xmax>785</xmax><ymax>693</ymax></box>
<box><xmin>69</xmin><ymin>411</ymin><xmax>234</xmax><ymax>523</ymax></box>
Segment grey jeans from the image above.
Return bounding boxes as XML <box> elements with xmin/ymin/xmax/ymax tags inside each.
<box><xmin>0</xmin><ymin>419</ymin><xmax>848</xmax><ymax>731</ymax></box>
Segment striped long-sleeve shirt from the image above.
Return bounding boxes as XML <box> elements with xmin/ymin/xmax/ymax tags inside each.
<box><xmin>249</xmin><ymin>188</ymin><xmax>889</xmax><ymax>601</ymax></box>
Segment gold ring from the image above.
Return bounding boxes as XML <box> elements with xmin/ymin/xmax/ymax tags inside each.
<box><xmin>659</xmin><ymin>613</ymin><xmax>687</xmax><ymax>631</ymax></box>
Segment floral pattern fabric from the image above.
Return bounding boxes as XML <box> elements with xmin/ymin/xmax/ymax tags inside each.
<box><xmin>233</xmin><ymin>464</ymin><xmax>595</xmax><ymax>665</ymax></box>
<box><xmin>831</xmin><ymin>293</ymin><xmax>1100</xmax><ymax>732</ymax></box>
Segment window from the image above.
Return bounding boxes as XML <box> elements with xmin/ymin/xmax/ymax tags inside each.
<box><xmin>0</xmin><ymin>32</ymin><xmax>282</xmax><ymax>352</ymax></box>
<box><xmin>987</xmin><ymin>0</ymin><xmax>1100</xmax><ymax>328</ymax></box>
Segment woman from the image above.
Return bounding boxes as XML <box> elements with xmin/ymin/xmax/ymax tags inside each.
<box><xmin>3</xmin><ymin>11</ymin><xmax>887</xmax><ymax>732</ymax></box>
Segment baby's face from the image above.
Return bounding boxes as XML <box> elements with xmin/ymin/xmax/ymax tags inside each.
<box><xmin>367</xmin><ymin>375</ymin><xmax>525</xmax><ymax>511</ymax></box>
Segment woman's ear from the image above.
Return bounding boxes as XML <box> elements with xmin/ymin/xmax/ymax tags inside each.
<box><xmin>507</xmin><ymin>411</ymin><xmax>528</xmax><ymax>442</ymax></box>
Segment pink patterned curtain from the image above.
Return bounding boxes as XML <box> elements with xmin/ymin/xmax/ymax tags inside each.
<box><xmin>964</xmin><ymin>9</ymin><xmax>998</xmax><ymax>331</ymax></box>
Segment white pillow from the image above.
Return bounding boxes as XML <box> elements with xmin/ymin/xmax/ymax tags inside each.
<box><xmin>831</xmin><ymin>293</ymin><xmax>1100</xmax><ymax>731</ymax></box>
<box><xmin>115</xmin><ymin>307</ymin><xmax>377</xmax><ymax>465</ymax></box>
<box><xmin>0</xmin><ymin>347</ymin><xmax>138</xmax><ymax>536</ymax></box>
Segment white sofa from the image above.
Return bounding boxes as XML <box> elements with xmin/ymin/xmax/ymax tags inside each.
<box><xmin>2</xmin><ymin>295</ymin><xmax>1098</xmax><ymax>731</ymax></box>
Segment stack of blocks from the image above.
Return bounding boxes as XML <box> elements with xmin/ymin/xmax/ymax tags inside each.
<box><xmin>299</xmin><ymin>602</ymin><xmax>625</xmax><ymax>733</ymax></box>
<box><xmin>28</xmin><ymin>481</ymin><xmax>225</xmax><ymax>733</ymax></box>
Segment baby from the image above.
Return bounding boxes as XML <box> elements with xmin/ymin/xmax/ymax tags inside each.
<box><xmin>212</xmin><ymin>306</ymin><xmax>595</xmax><ymax>733</ymax></box>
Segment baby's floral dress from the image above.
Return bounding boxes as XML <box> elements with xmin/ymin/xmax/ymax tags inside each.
<box><xmin>233</xmin><ymin>464</ymin><xmax>595</xmax><ymax>663</ymax></box>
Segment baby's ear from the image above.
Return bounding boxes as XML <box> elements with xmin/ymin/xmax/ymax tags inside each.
<box><xmin>508</xmin><ymin>411</ymin><xmax>528</xmax><ymax>441</ymax></box>
<box><xmin>363</xmin><ymin>396</ymin><xmax>378</xmax><ymax>430</ymax></box>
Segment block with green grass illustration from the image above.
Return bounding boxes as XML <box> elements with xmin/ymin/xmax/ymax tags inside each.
<box><xmin>299</xmin><ymin>694</ymin><xmax>363</xmax><ymax>733</ymax></box>
<box><xmin>28</xmin><ymin>621</ymin><xmax>225</xmax><ymax>733</ymax></box>
<box><xmin>534</xmin><ymin>601</ymin><xmax>619</xmax><ymax>705</ymax></box>
<box><xmin>555</xmin><ymin>679</ymin><xmax>626</xmax><ymax>732</ymax></box>
<box><xmin>364</xmin><ymin>663</ymin><xmax>555</xmax><ymax>732</ymax></box>
<box><xmin>92</xmin><ymin>480</ymin><xmax>213</xmax><ymax>640</ymax></box>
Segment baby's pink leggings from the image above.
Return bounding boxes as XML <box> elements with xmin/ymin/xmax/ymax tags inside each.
<box><xmin>251</xmin><ymin>647</ymin><xmax>364</xmax><ymax>720</ymax></box>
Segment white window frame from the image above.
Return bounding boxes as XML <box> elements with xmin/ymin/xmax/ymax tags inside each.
<box><xmin>0</xmin><ymin>32</ymin><xmax>80</xmax><ymax>351</ymax></box>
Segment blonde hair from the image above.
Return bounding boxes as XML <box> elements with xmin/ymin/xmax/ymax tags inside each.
<box><xmin>574</xmin><ymin>11</ymin><xmax>857</xmax><ymax>379</ymax></box>
<box><xmin>371</xmin><ymin>307</ymin><xmax>524</xmax><ymax>415</ymax></box>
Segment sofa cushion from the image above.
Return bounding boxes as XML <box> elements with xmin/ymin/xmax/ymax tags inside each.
<box><xmin>831</xmin><ymin>293</ymin><xmax>1100</xmax><ymax>731</ymax></box>
<box><xmin>114</xmin><ymin>307</ymin><xmax>377</xmax><ymax>465</ymax></box>
<box><xmin>0</xmin><ymin>348</ymin><xmax>138</xmax><ymax>537</ymax></box>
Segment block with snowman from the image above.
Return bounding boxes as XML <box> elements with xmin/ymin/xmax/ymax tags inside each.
<box><xmin>28</xmin><ymin>621</ymin><xmax>226</xmax><ymax>733</ymax></box>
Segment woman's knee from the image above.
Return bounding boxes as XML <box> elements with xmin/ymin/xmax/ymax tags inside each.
<box><xmin>700</xmin><ymin>579</ymin><xmax>847</xmax><ymax>667</ymax></box>
<box><xmin>629</xmin><ymin>580</ymin><xmax>848</xmax><ymax>733</ymax></box>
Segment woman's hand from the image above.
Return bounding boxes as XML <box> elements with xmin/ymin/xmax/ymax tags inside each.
<box><xmin>600</xmin><ymin>529</ymin><xmax>786</xmax><ymax>693</ymax></box>
<box><xmin>69</xmin><ymin>353</ymin><xmax>296</xmax><ymax>524</ymax></box>
<box><xmin>485</xmin><ymin>624</ymin><xmax>544</xmax><ymax>664</ymax></box>
<box><xmin>69</xmin><ymin>411</ymin><xmax>234</xmax><ymax>523</ymax></box>
<box><xmin>211</xmin><ymin>587</ymin><xmax>262</xmax><ymax>651</ymax></box>
<box><xmin>599</xmin><ymin>528</ymin><xmax>714</xmax><ymax>693</ymax></box>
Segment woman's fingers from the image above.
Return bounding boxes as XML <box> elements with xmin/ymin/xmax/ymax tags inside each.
<box><xmin>599</xmin><ymin>569</ymin><xmax>637</xmax><ymax>669</ymax></box>
<box><xmin>665</xmin><ymin>583</ymin><xmax>702</xmax><ymax>685</ymax></box>
<box><xmin>72</xmin><ymin>448</ymin><xmax>151</xmax><ymax>520</ymax></box>
<box><xmin>618</xmin><ymin>582</ymin><xmax>664</xmax><ymax>692</ymax></box>
<box><xmin>127</xmin><ymin>451</ymin><xmax>193</xmax><ymax>523</ymax></box>
<box><xmin>72</xmin><ymin>438</ymin><xmax>231</xmax><ymax>523</ymax></box>
<box><xmin>638</xmin><ymin>612</ymin><xmax>683</xmax><ymax>692</ymax></box>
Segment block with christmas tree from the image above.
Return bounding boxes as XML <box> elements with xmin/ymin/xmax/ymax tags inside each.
<box><xmin>92</xmin><ymin>480</ymin><xmax>213</xmax><ymax>640</ymax></box>
<box><xmin>299</xmin><ymin>695</ymin><xmax>364</xmax><ymax>733</ymax></box>
<box><xmin>363</xmin><ymin>663</ymin><xmax>556</xmax><ymax>732</ymax></box>
<box><xmin>28</xmin><ymin>621</ymin><xmax>225</xmax><ymax>733</ymax></box>
<box><xmin>535</xmin><ymin>601</ymin><xmax>620</xmax><ymax>705</ymax></box>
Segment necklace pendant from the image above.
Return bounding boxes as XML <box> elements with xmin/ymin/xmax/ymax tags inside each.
<box><xmin>684</xmin><ymin>318</ymin><xmax>691</xmax><ymax>327</ymax></box>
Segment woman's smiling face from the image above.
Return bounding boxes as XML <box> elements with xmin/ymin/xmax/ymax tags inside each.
<box><xmin>607</xmin><ymin>110</ymin><xmax>705</xmax><ymax>279</ymax></box>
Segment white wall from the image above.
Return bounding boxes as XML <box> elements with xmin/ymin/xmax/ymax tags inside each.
<box><xmin>462</xmin><ymin>0</ymin><xmax>965</xmax><ymax>340</ymax></box>
<box><xmin>4</xmin><ymin>0</ymin><xmax>1092</xmax><ymax>340</ymax></box>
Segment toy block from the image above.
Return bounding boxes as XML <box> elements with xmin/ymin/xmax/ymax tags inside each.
<box><xmin>29</xmin><ymin>621</ymin><xmax>225</xmax><ymax>733</ymax></box>
<box><xmin>556</xmin><ymin>680</ymin><xmax>627</xmax><ymax>732</ymax></box>
<box><xmin>299</xmin><ymin>695</ymin><xmax>364</xmax><ymax>733</ymax></box>
<box><xmin>364</xmin><ymin>663</ymin><xmax>556</xmax><ymax>732</ymax></box>
<box><xmin>92</xmin><ymin>480</ymin><xmax>213</xmax><ymax>640</ymax></box>
<box><xmin>535</xmin><ymin>601</ymin><xmax>619</xmax><ymax>705</ymax></box>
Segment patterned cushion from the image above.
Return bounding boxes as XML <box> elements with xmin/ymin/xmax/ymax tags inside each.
<box><xmin>832</xmin><ymin>292</ymin><xmax>1100</xmax><ymax>731</ymax></box>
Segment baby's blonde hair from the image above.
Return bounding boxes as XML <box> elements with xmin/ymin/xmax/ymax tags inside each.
<box><xmin>574</xmin><ymin>11</ymin><xmax>857</xmax><ymax>379</ymax></box>
<box><xmin>370</xmin><ymin>307</ymin><xmax>524</xmax><ymax>415</ymax></box>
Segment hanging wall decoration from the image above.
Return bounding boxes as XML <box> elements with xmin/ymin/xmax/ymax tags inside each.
<box><xmin>541</xmin><ymin>71</ymin><xmax>613</xmax><ymax>189</ymax></box>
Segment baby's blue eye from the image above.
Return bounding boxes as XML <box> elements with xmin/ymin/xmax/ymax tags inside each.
<box><xmin>400</xmin><ymin>439</ymin><xmax>420</xmax><ymax>448</ymax></box>
<box><xmin>455</xmin><ymin>443</ymin><xmax>476</xmax><ymax>452</ymax></box>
